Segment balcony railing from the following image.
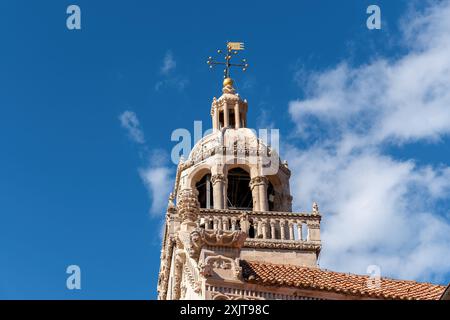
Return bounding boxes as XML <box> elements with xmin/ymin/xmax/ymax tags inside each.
<box><xmin>197</xmin><ymin>208</ymin><xmax>321</xmax><ymax>243</ymax></box>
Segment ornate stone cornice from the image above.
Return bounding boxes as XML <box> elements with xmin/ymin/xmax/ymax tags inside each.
<box><xmin>192</xmin><ymin>228</ymin><xmax>247</xmax><ymax>249</ymax></box>
<box><xmin>244</xmin><ymin>239</ymin><xmax>321</xmax><ymax>252</ymax></box>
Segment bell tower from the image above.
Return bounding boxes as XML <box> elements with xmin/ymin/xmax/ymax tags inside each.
<box><xmin>157</xmin><ymin>42</ymin><xmax>322</xmax><ymax>300</ymax></box>
<box><xmin>211</xmin><ymin>78</ymin><xmax>248</xmax><ymax>130</ymax></box>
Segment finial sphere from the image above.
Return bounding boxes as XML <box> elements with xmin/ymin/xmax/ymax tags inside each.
<box><xmin>223</xmin><ymin>77</ymin><xmax>234</xmax><ymax>87</ymax></box>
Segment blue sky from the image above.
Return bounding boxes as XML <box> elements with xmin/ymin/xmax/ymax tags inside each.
<box><xmin>1</xmin><ymin>0</ymin><xmax>449</xmax><ymax>299</ymax></box>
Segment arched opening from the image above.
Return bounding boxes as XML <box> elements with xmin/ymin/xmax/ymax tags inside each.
<box><xmin>195</xmin><ymin>174</ymin><xmax>213</xmax><ymax>209</ymax></box>
<box><xmin>267</xmin><ymin>181</ymin><xmax>275</xmax><ymax>211</ymax></box>
<box><xmin>240</xmin><ymin>112</ymin><xmax>245</xmax><ymax>127</ymax></box>
<box><xmin>226</xmin><ymin>167</ymin><xmax>253</xmax><ymax>210</ymax></box>
<box><xmin>229</xmin><ymin>109</ymin><xmax>236</xmax><ymax>128</ymax></box>
<box><xmin>219</xmin><ymin>111</ymin><xmax>224</xmax><ymax>129</ymax></box>
<box><xmin>301</xmin><ymin>222</ymin><xmax>308</xmax><ymax>241</ymax></box>
<box><xmin>248</xmin><ymin>219</ymin><xmax>255</xmax><ymax>238</ymax></box>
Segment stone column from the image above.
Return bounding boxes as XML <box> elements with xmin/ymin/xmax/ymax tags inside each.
<box><xmin>249</xmin><ymin>177</ymin><xmax>261</xmax><ymax>211</ymax></box>
<box><xmin>297</xmin><ymin>222</ymin><xmax>303</xmax><ymax>241</ymax></box>
<box><xmin>239</xmin><ymin>213</ymin><xmax>248</xmax><ymax>233</ymax></box>
<box><xmin>212</xmin><ymin>108</ymin><xmax>218</xmax><ymax>131</ymax></box>
<box><xmin>231</xmin><ymin>218</ymin><xmax>237</xmax><ymax>231</ymax></box>
<box><xmin>258</xmin><ymin>177</ymin><xmax>269</xmax><ymax>212</ymax></box>
<box><xmin>234</xmin><ymin>103</ymin><xmax>240</xmax><ymax>129</ymax></box>
<box><xmin>213</xmin><ymin>217</ymin><xmax>219</xmax><ymax>230</ymax></box>
<box><xmin>254</xmin><ymin>219</ymin><xmax>261</xmax><ymax>238</ymax></box>
<box><xmin>222</xmin><ymin>217</ymin><xmax>229</xmax><ymax>231</ymax></box>
<box><xmin>261</xmin><ymin>219</ymin><xmax>268</xmax><ymax>239</ymax></box>
<box><xmin>288</xmin><ymin>221</ymin><xmax>295</xmax><ymax>240</ymax></box>
<box><xmin>250</xmin><ymin>176</ymin><xmax>269</xmax><ymax>212</ymax></box>
<box><xmin>279</xmin><ymin>220</ymin><xmax>286</xmax><ymax>240</ymax></box>
<box><xmin>223</xmin><ymin>106</ymin><xmax>229</xmax><ymax>128</ymax></box>
<box><xmin>216</xmin><ymin>111</ymin><xmax>220</xmax><ymax>130</ymax></box>
<box><xmin>270</xmin><ymin>220</ymin><xmax>276</xmax><ymax>239</ymax></box>
<box><xmin>211</xmin><ymin>174</ymin><xmax>226</xmax><ymax>209</ymax></box>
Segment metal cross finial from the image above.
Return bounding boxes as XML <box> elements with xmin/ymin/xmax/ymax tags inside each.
<box><xmin>207</xmin><ymin>42</ymin><xmax>249</xmax><ymax>79</ymax></box>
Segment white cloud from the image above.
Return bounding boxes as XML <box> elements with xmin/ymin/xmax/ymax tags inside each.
<box><xmin>287</xmin><ymin>1</ymin><xmax>450</xmax><ymax>283</ymax></box>
<box><xmin>154</xmin><ymin>76</ymin><xmax>189</xmax><ymax>92</ymax></box>
<box><xmin>139</xmin><ymin>151</ymin><xmax>173</xmax><ymax>217</ymax></box>
<box><xmin>139</xmin><ymin>166</ymin><xmax>172</xmax><ymax>216</ymax></box>
<box><xmin>155</xmin><ymin>50</ymin><xmax>189</xmax><ymax>92</ymax></box>
<box><xmin>119</xmin><ymin>111</ymin><xmax>173</xmax><ymax>217</ymax></box>
<box><xmin>160</xmin><ymin>51</ymin><xmax>176</xmax><ymax>75</ymax></box>
<box><xmin>119</xmin><ymin>110</ymin><xmax>145</xmax><ymax>144</ymax></box>
<box><xmin>289</xmin><ymin>2</ymin><xmax>450</xmax><ymax>145</ymax></box>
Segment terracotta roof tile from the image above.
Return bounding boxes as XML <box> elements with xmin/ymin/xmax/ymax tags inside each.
<box><xmin>241</xmin><ymin>260</ymin><xmax>446</xmax><ymax>300</ymax></box>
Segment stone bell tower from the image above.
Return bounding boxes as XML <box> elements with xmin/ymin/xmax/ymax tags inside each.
<box><xmin>157</xmin><ymin>43</ymin><xmax>322</xmax><ymax>300</ymax></box>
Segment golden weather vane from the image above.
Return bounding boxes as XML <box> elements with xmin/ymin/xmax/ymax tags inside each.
<box><xmin>207</xmin><ymin>42</ymin><xmax>249</xmax><ymax>83</ymax></box>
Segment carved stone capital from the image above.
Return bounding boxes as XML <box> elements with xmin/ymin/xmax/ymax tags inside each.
<box><xmin>211</xmin><ymin>174</ymin><xmax>226</xmax><ymax>185</ymax></box>
<box><xmin>249</xmin><ymin>176</ymin><xmax>268</xmax><ymax>190</ymax></box>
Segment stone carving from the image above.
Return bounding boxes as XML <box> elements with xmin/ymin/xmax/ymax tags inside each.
<box><xmin>166</xmin><ymin>193</ymin><xmax>176</xmax><ymax>214</ymax></box>
<box><xmin>187</xmin><ymin>229</ymin><xmax>203</xmax><ymax>260</ymax></box>
<box><xmin>312</xmin><ymin>202</ymin><xmax>320</xmax><ymax>215</ymax></box>
<box><xmin>177</xmin><ymin>189</ymin><xmax>200</xmax><ymax>225</ymax></box>
<box><xmin>197</xmin><ymin>228</ymin><xmax>247</xmax><ymax>248</ymax></box>
<box><xmin>249</xmin><ymin>176</ymin><xmax>268</xmax><ymax>190</ymax></box>
<box><xmin>244</xmin><ymin>239</ymin><xmax>321</xmax><ymax>252</ymax></box>
<box><xmin>172</xmin><ymin>249</ymin><xmax>186</xmax><ymax>300</ymax></box>
<box><xmin>187</xmin><ymin>229</ymin><xmax>247</xmax><ymax>261</ymax></box>
<box><xmin>211</xmin><ymin>174</ymin><xmax>226</xmax><ymax>185</ymax></box>
<box><xmin>199</xmin><ymin>255</ymin><xmax>242</xmax><ymax>280</ymax></box>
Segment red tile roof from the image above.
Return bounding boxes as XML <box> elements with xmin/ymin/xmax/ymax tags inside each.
<box><xmin>241</xmin><ymin>260</ymin><xmax>446</xmax><ymax>300</ymax></box>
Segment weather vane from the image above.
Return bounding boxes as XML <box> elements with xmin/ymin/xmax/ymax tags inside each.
<box><xmin>207</xmin><ymin>42</ymin><xmax>249</xmax><ymax>82</ymax></box>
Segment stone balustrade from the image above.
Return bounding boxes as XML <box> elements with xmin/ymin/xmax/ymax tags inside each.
<box><xmin>196</xmin><ymin>208</ymin><xmax>321</xmax><ymax>243</ymax></box>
